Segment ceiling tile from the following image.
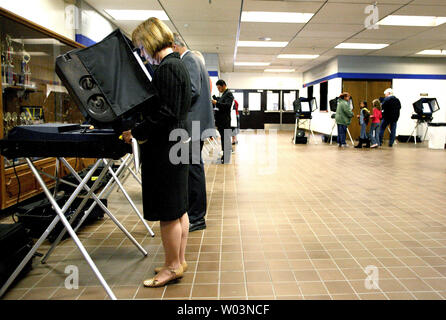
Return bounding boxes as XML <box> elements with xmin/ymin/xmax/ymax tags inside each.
<box><xmin>354</xmin><ymin>25</ymin><xmax>429</xmax><ymax>40</ymax></box>
<box><xmin>297</xmin><ymin>23</ymin><xmax>364</xmax><ymax>38</ymax></box>
<box><xmin>288</xmin><ymin>37</ymin><xmax>345</xmax><ymax>48</ymax></box>
<box><xmin>240</xmin><ymin>22</ymin><xmax>304</xmax><ymax>41</ymax></box>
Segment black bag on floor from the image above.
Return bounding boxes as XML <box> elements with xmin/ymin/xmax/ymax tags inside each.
<box><xmin>14</xmin><ymin>196</ymin><xmax>107</xmax><ymax>242</ymax></box>
<box><xmin>294</xmin><ymin>136</ymin><xmax>308</xmax><ymax>144</ymax></box>
<box><xmin>0</xmin><ymin>223</ymin><xmax>34</xmax><ymax>288</ymax></box>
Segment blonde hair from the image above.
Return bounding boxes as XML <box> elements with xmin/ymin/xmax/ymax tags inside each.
<box><xmin>192</xmin><ymin>50</ymin><xmax>206</xmax><ymax>65</ymax></box>
<box><xmin>132</xmin><ymin>17</ymin><xmax>174</xmax><ymax>57</ymax></box>
<box><xmin>372</xmin><ymin>99</ymin><xmax>382</xmax><ymax>110</ymax></box>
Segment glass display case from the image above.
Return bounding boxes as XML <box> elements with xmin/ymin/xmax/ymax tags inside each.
<box><xmin>0</xmin><ymin>8</ymin><xmax>92</xmax><ymax>209</ymax></box>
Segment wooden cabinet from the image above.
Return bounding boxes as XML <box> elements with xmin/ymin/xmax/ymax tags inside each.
<box><xmin>0</xmin><ymin>8</ymin><xmax>94</xmax><ymax>210</ymax></box>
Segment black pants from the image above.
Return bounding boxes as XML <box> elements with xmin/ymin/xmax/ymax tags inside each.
<box><xmin>188</xmin><ymin>140</ymin><xmax>207</xmax><ymax>223</ymax></box>
<box><xmin>217</xmin><ymin>125</ymin><xmax>232</xmax><ymax>164</ymax></box>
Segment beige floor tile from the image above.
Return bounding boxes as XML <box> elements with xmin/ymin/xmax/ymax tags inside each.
<box><xmin>3</xmin><ymin>132</ymin><xmax>446</xmax><ymax>301</ymax></box>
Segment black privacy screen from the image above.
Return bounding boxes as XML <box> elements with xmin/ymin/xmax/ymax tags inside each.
<box><xmin>56</xmin><ymin>29</ymin><xmax>156</xmax><ymax>126</ymax></box>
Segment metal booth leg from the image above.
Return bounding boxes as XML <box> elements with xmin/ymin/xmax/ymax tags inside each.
<box><xmin>103</xmin><ymin>159</ymin><xmax>154</xmax><ymax>237</ymax></box>
<box><xmin>41</xmin><ymin>159</ymin><xmax>113</xmax><ymax>263</ymax></box>
<box><xmin>308</xmin><ymin>119</ymin><xmax>317</xmax><ymax>144</ymax></box>
<box><xmin>42</xmin><ymin>158</ymin><xmax>148</xmax><ymax>264</ymax></box>
<box><xmin>293</xmin><ymin>117</ymin><xmax>298</xmax><ymax>144</ymax></box>
<box><xmin>347</xmin><ymin>128</ymin><xmax>355</xmax><ymax>146</ymax></box>
<box><xmin>0</xmin><ymin>158</ymin><xmax>117</xmax><ymax>300</ymax></box>
<box><xmin>408</xmin><ymin>121</ymin><xmax>419</xmax><ymax>145</ymax></box>
<box><xmin>330</xmin><ymin>122</ymin><xmax>336</xmax><ymax>145</ymax></box>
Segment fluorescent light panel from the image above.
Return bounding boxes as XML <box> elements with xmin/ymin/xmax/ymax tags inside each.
<box><xmin>241</xmin><ymin>11</ymin><xmax>313</xmax><ymax>23</ymax></box>
<box><xmin>417</xmin><ymin>50</ymin><xmax>446</xmax><ymax>56</ymax></box>
<box><xmin>104</xmin><ymin>9</ymin><xmax>169</xmax><ymax>21</ymax></box>
<box><xmin>277</xmin><ymin>54</ymin><xmax>319</xmax><ymax>59</ymax></box>
<box><xmin>335</xmin><ymin>43</ymin><xmax>389</xmax><ymax>50</ymax></box>
<box><xmin>378</xmin><ymin>15</ymin><xmax>446</xmax><ymax>27</ymax></box>
<box><xmin>238</xmin><ymin>41</ymin><xmax>288</xmax><ymax>47</ymax></box>
<box><xmin>264</xmin><ymin>69</ymin><xmax>295</xmax><ymax>73</ymax></box>
<box><xmin>234</xmin><ymin>62</ymin><xmax>270</xmax><ymax>66</ymax></box>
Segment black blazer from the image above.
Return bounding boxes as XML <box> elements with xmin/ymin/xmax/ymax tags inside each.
<box><xmin>132</xmin><ymin>52</ymin><xmax>192</xmax><ymax>140</ymax></box>
<box><xmin>382</xmin><ymin>96</ymin><xmax>401</xmax><ymax>122</ymax></box>
<box><xmin>214</xmin><ymin>89</ymin><xmax>234</xmax><ymax>128</ymax></box>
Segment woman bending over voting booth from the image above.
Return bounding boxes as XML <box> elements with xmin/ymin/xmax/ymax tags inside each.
<box><xmin>122</xmin><ymin>17</ymin><xmax>192</xmax><ymax>288</ymax></box>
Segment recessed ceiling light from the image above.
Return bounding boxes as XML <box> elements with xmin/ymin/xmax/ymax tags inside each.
<box><xmin>234</xmin><ymin>62</ymin><xmax>271</xmax><ymax>66</ymax></box>
<box><xmin>241</xmin><ymin>11</ymin><xmax>313</xmax><ymax>23</ymax></box>
<box><xmin>104</xmin><ymin>9</ymin><xmax>169</xmax><ymax>21</ymax></box>
<box><xmin>259</xmin><ymin>37</ymin><xmax>272</xmax><ymax>41</ymax></box>
<box><xmin>335</xmin><ymin>43</ymin><xmax>389</xmax><ymax>50</ymax></box>
<box><xmin>378</xmin><ymin>15</ymin><xmax>446</xmax><ymax>27</ymax></box>
<box><xmin>277</xmin><ymin>54</ymin><xmax>319</xmax><ymax>59</ymax></box>
<box><xmin>238</xmin><ymin>41</ymin><xmax>288</xmax><ymax>47</ymax></box>
<box><xmin>417</xmin><ymin>50</ymin><xmax>446</xmax><ymax>55</ymax></box>
<box><xmin>264</xmin><ymin>69</ymin><xmax>295</xmax><ymax>73</ymax></box>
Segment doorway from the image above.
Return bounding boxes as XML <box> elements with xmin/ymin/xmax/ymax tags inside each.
<box><xmin>342</xmin><ymin>79</ymin><xmax>392</xmax><ymax>140</ymax></box>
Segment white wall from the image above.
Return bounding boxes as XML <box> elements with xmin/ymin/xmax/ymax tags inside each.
<box><xmin>220</xmin><ymin>72</ymin><xmax>303</xmax><ymax>90</ymax></box>
<box><xmin>303</xmin><ymin>77</ymin><xmax>342</xmax><ymax>135</ymax></box>
<box><xmin>0</xmin><ymin>0</ymin><xmax>75</xmax><ymax>40</ymax></box>
<box><xmin>302</xmin><ymin>58</ymin><xmax>338</xmax><ymax>85</ymax></box>
<box><xmin>338</xmin><ymin>56</ymin><xmax>446</xmax><ymax>75</ymax></box>
<box><xmin>393</xmin><ymin>79</ymin><xmax>446</xmax><ymax>137</ymax></box>
<box><xmin>79</xmin><ymin>2</ymin><xmax>116</xmax><ymax>43</ymax></box>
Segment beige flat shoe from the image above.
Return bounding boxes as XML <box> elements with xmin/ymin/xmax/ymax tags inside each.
<box><xmin>154</xmin><ymin>261</ymin><xmax>188</xmax><ymax>274</ymax></box>
<box><xmin>143</xmin><ymin>265</ymin><xmax>184</xmax><ymax>288</ymax></box>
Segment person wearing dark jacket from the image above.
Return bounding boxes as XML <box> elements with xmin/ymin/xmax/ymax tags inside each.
<box><xmin>379</xmin><ymin>88</ymin><xmax>401</xmax><ymax>147</ymax></box>
<box><xmin>212</xmin><ymin>80</ymin><xmax>234</xmax><ymax>164</ymax></box>
<box><xmin>122</xmin><ymin>17</ymin><xmax>191</xmax><ymax>288</ymax></box>
<box><xmin>172</xmin><ymin>33</ymin><xmax>215</xmax><ymax>232</ymax></box>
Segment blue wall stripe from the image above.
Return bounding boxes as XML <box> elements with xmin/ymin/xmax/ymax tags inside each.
<box><xmin>75</xmin><ymin>34</ymin><xmax>96</xmax><ymax>47</ymax></box>
<box><xmin>304</xmin><ymin>72</ymin><xmax>446</xmax><ymax>88</ymax></box>
<box><xmin>208</xmin><ymin>71</ymin><xmax>219</xmax><ymax>77</ymax></box>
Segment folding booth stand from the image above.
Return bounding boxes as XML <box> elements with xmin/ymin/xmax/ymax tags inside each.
<box><xmin>0</xmin><ymin>156</ymin><xmax>149</xmax><ymax>300</ymax></box>
<box><xmin>293</xmin><ymin>97</ymin><xmax>318</xmax><ymax>144</ymax></box>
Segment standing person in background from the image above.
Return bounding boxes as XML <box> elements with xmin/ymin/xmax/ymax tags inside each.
<box><xmin>123</xmin><ymin>17</ymin><xmax>191</xmax><ymax>287</ymax></box>
<box><xmin>172</xmin><ymin>33</ymin><xmax>215</xmax><ymax>232</ymax></box>
<box><xmin>379</xmin><ymin>88</ymin><xmax>401</xmax><ymax>147</ymax></box>
<box><xmin>369</xmin><ymin>99</ymin><xmax>382</xmax><ymax>148</ymax></box>
<box><xmin>355</xmin><ymin>101</ymin><xmax>371</xmax><ymax>149</ymax></box>
<box><xmin>212</xmin><ymin>80</ymin><xmax>234</xmax><ymax>164</ymax></box>
<box><xmin>335</xmin><ymin>92</ymin><xmax>354</xmax><ymax>148</ymax></box>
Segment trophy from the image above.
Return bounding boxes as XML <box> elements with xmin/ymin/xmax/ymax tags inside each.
<box><xmin>20</xmin><ymin>42</ymin><xmax>31</xmax><ymax>86</ymax></box>
<box><xmin>5</xmin><ymin>35</ymin><xmax>14</xmax><ymax>85</ymax></box>
<box><xmin>4</xmin><ymin>112</ymin><xmax>11</xmax><ymax>134</ymax></box>
<box><xmin>1</xmin><ymin>40</ymin><xmax>6</xmax><ymax>84</ymax></box>
<box><xmin>11</xmin><ymin>112</ymin><xmax>18</xmax><ymax>128</ymax></box>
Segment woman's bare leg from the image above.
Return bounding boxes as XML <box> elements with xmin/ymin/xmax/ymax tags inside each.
<box><xmin>179</xmin><ymin>213</ymin><xmax>189</xmax><ymax>265</ymax></box>
<box><xmin>154</xmin><ymin>219</ymin><xmax>182</xmax><ymax>282</ymax></box>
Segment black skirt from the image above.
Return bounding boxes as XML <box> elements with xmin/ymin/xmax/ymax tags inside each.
<box><xmin>140</xmin><ymin>137</ymin><xmax>189</xmax><ymax>222</ymax></box>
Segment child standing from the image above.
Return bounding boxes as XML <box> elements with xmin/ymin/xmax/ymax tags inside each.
<box><xmin>369</xmin><ymin>99</ymin><xmax>382</xmax><ymax>148</ymax></box>
<box><xmin>355</xmin><ymin>101</ymin><xmax>371</xmax><ymax>148</ymax></box>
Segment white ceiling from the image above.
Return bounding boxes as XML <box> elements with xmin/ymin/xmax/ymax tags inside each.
<box><xmin>86</xmin><ymin>0</ymin><xmax>446</xmax><ymax>73</ymax></box>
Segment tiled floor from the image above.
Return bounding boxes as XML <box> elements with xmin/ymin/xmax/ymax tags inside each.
<box><xmin>1</xmin><ymin>130</ymin><xmax>446</xmax><ymax>300</ymax></box>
